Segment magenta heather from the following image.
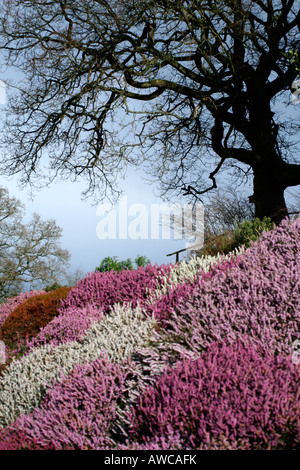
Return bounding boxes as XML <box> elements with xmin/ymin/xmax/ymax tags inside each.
<box><xmin>149</xmin><ymin>216</ymin><xmax>300</xmax><ymax>357</ymax></box>
<box><xmin>27</xmin><ymin>264</ymin><xmax>173</xmax><ymax>348</ymax></box>
<box><xmin>25</xmin><ymin>248</ymin><xmax>239</xmax><ymax>350</ymax></box>
<box><xmin>0</xmin><ymin>430</ymin><xmax>57</xmax><ymax>450</ymax></box>
<box><xmin>148</xmin><ymin>257</ymin><xmax>239</xmax><ymax>326</ymax></box>
<box><xmin>127</xmin><ymin>339</ymin><xmax>300</xmax><ymax>450</ymax></box>
<box><xmin>0</xmin><ymin>354</ymin><xmax>129</xmax><ymax>450</ymax></box>
<box><xmin>61</xmin><ymin>264</ymin><xmax>172</xmax><ymax>314</ymax></box>
<box><xmin>26</xmin><ymin>304</ymin><xmax>103</xmax><ymax>349</ymax></box>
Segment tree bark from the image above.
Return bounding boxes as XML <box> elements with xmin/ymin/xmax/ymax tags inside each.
<box><xmin>252</xmin><ymin>161</ymin><xmax>289</xmax><ymax>224</ymax></box>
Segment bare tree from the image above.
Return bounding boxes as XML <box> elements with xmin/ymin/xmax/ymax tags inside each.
<box><xmin>163</xmin><ymin>184</ymin><xmax>254</xmax><ymax>258</ymax></box>
<box><xmin>204</xmin><ymin>186</ymin><xmax>255</xmax><ymax>236</ymax></box>
<box><xmin>63</xmin><ymin>266</ymin><xmax>86</xmax><ymax>287</ymax></box>
<box><xmin>0</xmin><ymin>186</ymin><xmax>70</xmax><ymax>300</ymax></box>
<box><xmin>0</xmin><ymin>0</ymin><xmax>299</xmax><ymax>222</ymax></box>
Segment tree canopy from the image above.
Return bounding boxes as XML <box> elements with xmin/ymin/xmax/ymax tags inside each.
<box><xmin>0</xmin><ymin>186</ymin><xmax>70</xmax><ymax>301</ymax></box>
<box><xmin>0</xmin><ymin>0</ymin><xmax>299</xmax><ymax>222</ymax></box>
<box><xmin>95</xmin><ymin>254</ymin><xmax>151</xmax><ymax>272</ymax></box>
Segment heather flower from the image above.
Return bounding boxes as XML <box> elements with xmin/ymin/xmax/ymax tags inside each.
<box><xmin>0</xmin><ymin>354</ymin><xmax>129</xmax><ymax>450</ymax></box>
<box><xmin>0</xmin><ymin>303</ymin><xmax>156</xmax><ymax>427</ymax></box>
<box><xmin>0</xmin><ymin>216</ymin><xmax>298</xmax><ymax>450</ymax></box>
<box><xmin>167</xmin><ymin>249</ymin><xmax>243</xmax><ymax>285</ymax></box>
<box><xmin>26</xmin><ymin>251</ymin><xmax>240</xmax><ymax>350</ymax></box>
<box><xmin>60</xmin><ymin>264</ymin><xmax>172</xmax><ymax>314</ymax></box>
<box><xmin>147</xmin><ymin>256</ymin><xmax>240</xmax><ymax>326</ymax></box>
<box><xmin>145</xmin><ymin>250</ymin><xmax>242</xmax><ymax>306</ymax></box>
<box><xmin>0</xmin><ymin>429</ymin><xmax>56</xmax><ymax>450</ymax></box>
<box><xmin>127</xmin><ymin>339</ymin><xmax>300</xmax><ymax>450</ymax></box>
<box><xmin>26</xmin><ymin>304</ymin><xmax>104</xmax><ymax>349</ymax></box>
<box><xmin>146</xmin><ymin>216</ymin><xmax>300</xmax><ymax>356</ymax></box>
<box><xmin>24</xmin><ymin>265</ymin><xmax>169</xmax><ymax>348</ymax></box>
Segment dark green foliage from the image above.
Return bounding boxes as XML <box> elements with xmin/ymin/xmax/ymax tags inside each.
<box><xmin>134</xmin><ymin>255</ymin><xmax>151</xmax><ymax>268</ymax></box>
<box><xmin>233</xmin><ymin>217</ymin><xmax>275</xmax><ymax>249</ymax></box>
<box><xmin>95</xmin><ymin>255</ymin><xmax>150</xmax><ymax>272</ymax></box>
<box><xmin>44</xmin><ymin>282</ymin><xmax>64</xmax><ymax>292</ymax></box>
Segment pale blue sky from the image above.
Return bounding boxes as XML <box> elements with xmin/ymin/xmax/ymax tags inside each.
<box><xmin>0</xmin><ymin>168</ymin><xmax>192</xmax><ymax>276</ymax></box>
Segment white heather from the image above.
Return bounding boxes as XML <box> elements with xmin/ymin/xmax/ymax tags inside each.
<box><xmin>0</xmin><ymin>303</ymin><xmax>156</xmax><ymax>427</ymax></box>
<box><xmin>147</xmin><ymin>250</ymin><xmax>243</xmax><ymax>302</ymax></box>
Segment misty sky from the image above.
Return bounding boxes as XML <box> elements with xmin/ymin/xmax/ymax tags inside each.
<box><xmin>0</xmin><ymin>167</ymin><xmax>195</xmax><ymax>277</ymax></box>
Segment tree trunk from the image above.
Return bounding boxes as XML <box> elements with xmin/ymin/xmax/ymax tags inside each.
<box><xmin>252</xmin><ymin>163</ymin><xmax>288</xmax><ymax>225</ymax></box>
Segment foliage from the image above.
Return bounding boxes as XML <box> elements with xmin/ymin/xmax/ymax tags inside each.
<box><xmin>283</xmin><ymin>50</ymin><xmax>300</xmax><ymax>75</ymax></box>
<box><xmin>282</xmin><ymin>49</ymin><xmax>299</xmax><ymax>103</ymax></box>
<box><xmin>0</xmin><ymin>186</ymin><xmax>71</xmax><ymax>301</ymax></box>
<box><xmin>0</xmin><ymin>287</ymin><xmax>71</xmax><ymax>356</ymax></box>
<box><xmin>0</xmin><ymin>290</ymin><xmax>46</xmax><ymax>328</ymax></box>
<box><xmin>134</xmin><ymin>255</ymin><xmax>151</xmax><ymax>268</ymax></box>
<box><xmin>0</xmin><ymin>289</ymin><xmax>46</xmax><ymax>376</ymax></box>
<box><xmin>200</xmin><ymin>217</ymin><xmax>275</xmax><ymax>256</ymax></box>
<box><xmin>44</xmin><ymin>282</ymin><xmax>64</xmax><ymax>292</ymax></box>
<box><xmin>96</xmin><ymin>256</ymin><xmax>133</xmax><ymax>272</ymax></box>
<box><xmin>232</xmin><ymin>217</ymin><xmax>275</xmax><ymax>249</ymax></box>
<box><xmin>95</xmin><ymin>255</ymin><xmax>150</xmax><ymax>272</ymax></box>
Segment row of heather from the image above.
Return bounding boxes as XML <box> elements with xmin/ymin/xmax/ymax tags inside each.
<box><xmin>0</xmin><ymin>216</ymin><xmax>299</xmax><ymax>449</ymax></box>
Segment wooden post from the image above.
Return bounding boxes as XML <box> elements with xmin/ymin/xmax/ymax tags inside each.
<box><xmin>166</xmin><ymin>247</ymin><xmax>187</xmax><ymax>262</ymax></box>
<box><xmin>166</xmin><ymin>241</ymin><xmax>204</xmax><ymax>262</ymax></box>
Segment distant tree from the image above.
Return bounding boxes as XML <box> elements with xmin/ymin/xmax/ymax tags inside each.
<box><xmin>0</xmin><ymin>0</ymin><xmax>299</xmax><ymax>224</ymax></box>
<box><xmin>63</xmin><ymin>266</ymin><xmax>87</xmax><ymax>287</ymax></box>
<box><xmin>134</xmin><ymin>254</ymin><xmax>151</xmax><ymax>268</ymax></box>
<box><xmin>96</xmin><ymin>256</ymin><xmax>133</xmax><ymax>272</ymax></box>
<box><xmin>0</xmin><ymin>186</ymin><xmax>70</xmax><ymax>301</ymax></box>
<box><xmin>169</xmin><ymin>185</ymin><xmax>255</xmax><ymax>256</ymax></box>
<box><xmin>44</xmin><ymin>281</ymin><xmax>64</xmax><ymax>293</ymax></box>
<box><xmin>204</xmin><ymin>186</ymin><xmax>255</xmax><ymax>237</ymax></box>
<box><xmin>95</xmin><ymin>254</ymin><xmax>150</xmax><ymax>272</ymax></box>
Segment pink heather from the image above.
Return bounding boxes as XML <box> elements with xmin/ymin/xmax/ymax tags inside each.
<box><xmin>127</xmin><ymin>339</ymin><xmax>300</xmax><ymax>450</ymax></box>
<box><xmin>0</xmin><ymin>339</ymin><xmax>298</xmax><ymax>450</ymax></box>
<box><xmin>148</xmin><ymin>216</ymin><xmax>300</xmax><ymax>357</ymax></box>
<box><xmin>0</xmin><ymin>216</ymin><xmax>299</xmax><ymax>450</ymax></box>
<box><xmin>0</xmin><ymin>353</ymin><xmax>129</xmax><ymax>450</ymax></box>
<box><xmin>26</xmin><ymin>264</ymin><xmax>174</xmax><ymax>349</ymax></box>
